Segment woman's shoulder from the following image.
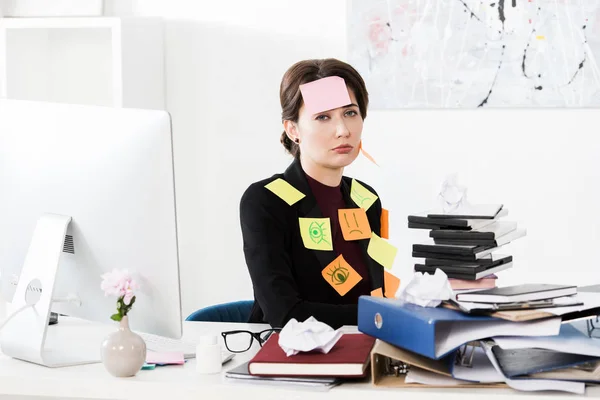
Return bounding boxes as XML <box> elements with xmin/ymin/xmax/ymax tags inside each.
<box><xmin>240</xmin><ymin>173</ymin><xmax>288</xmax><ymax>209</ymax></box>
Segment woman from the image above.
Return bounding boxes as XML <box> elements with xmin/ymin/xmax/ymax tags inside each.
<box><xmin>239</xmin><ymin>58</ymin><xmax>385</xmax><ymax>329</ymax></box>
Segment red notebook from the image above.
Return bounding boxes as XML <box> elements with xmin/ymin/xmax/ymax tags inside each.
<box><xmin>248</xmin><ymin>333</ymin><xmax>375</xmax><ymax>377</ymax></box>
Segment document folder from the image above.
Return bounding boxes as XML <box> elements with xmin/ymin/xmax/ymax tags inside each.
<box><xmin>357</xmin><ymin>296</ymin><xmax>561</xmax><ymax>360</ymax></box>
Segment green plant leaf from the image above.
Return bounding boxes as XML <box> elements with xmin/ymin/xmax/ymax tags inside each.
<box><xmin>110</xmin><ymin>313</ymin><xmax>122</xmax><ymax>321</ymax></box>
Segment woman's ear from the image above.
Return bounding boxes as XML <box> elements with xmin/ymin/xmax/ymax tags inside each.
<box><xmin>283</xmin><ymin>120</ymin><xmax>299</xmax><ymax>143</ymax></box>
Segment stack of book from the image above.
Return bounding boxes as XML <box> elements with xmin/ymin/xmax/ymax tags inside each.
<box><xmin>358</xmin><ymin>285</ymin><xmax>600</xmax><ymax>393</ymax></box>
<box><xmin>407</xmin><ymin>204</ymin><xmax>526</xmax><ymax>291</ymax></box>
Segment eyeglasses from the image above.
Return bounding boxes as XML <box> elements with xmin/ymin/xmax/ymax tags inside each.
<box><xmin>221</xmin><ymin>328</ymin><xmax>281</xmax><ymax>353</ymax></box>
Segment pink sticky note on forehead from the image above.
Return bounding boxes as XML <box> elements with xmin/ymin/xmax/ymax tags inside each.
<box><xmin>299</xmin><ymin>76</ymin><xmax>352</xmax><ymax>115</ymax></box>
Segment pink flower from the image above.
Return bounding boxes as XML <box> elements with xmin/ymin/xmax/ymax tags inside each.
<box><xmin>101</xmin><ymin>269</ymin><xmax>139</xmax><ymax>301</ymax></box>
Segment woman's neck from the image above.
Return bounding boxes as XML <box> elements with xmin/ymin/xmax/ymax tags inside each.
<box><xmin>300</xmin><ymin>155</ymin><xmax>343</xmax><ymax>187</ymax></box>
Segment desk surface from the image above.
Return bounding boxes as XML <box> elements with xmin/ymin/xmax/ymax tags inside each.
<box><xmin>0</xmin><ymin>319</ymin><xmax>598</xmax><ymax>400</ymax></box>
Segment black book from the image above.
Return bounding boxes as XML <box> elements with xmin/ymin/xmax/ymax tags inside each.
<box><xmin>408</xmin><ymin>222</ymin><xmax>472</xmax><ymax>231</ymax></box>
<box><xmin>412</xmin><ymin>250</ymin><xmax>497</xmax><ymax>262</ymax></box>
<box><xmin>429</xmin><ymin>221</ymin><xmax>517</xmax><ymax>240</ymax></box>
<box><xmin>413</xmin><ymin>242</ymin><xmax>494</xmax><ymax>255</ymax></box>
<box><xmin>492</xmin><ymin>346</ymin><xmax>597</xmax><ymax>378</ymax></box>
<box><xmin>433</xmin><ymin>238</ymin><xmax>498</xmax><ymax>246</ymax></box>
<box><xmin>414</xmin><ymin>261</ymin><xmax>513</xmax><ymax>280</ymax></box>
<box><xmin>424</xmin><ymin>254</ymin><xmax>512</xmax><ymax>268</ymax></box>
<box><xmin>456</xmin><ymin>284</ymin><xmax>578</xmax><ymax>303</ymax></box>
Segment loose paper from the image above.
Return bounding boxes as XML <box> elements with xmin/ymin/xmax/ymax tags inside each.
<box><xmin>299</xmin><ymin>217</ymin><xmax>333</xmax><ymax>251</ymax></box>
<box><xmin>371</xmin><ymin>287</ymin><xmax>384</xmax><ymax>297</ymax></box>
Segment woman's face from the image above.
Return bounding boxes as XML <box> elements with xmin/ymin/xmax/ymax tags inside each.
<box><xmin>293</xmin><ymin>89</ymin><xmax>363</xmax><ymax>170</ymax></box>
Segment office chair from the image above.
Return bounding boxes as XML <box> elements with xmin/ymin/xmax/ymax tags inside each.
<box><xmin>185</xmin><ymin>300</ymin><xmax>254</xmax><ymax>323</ymax></box>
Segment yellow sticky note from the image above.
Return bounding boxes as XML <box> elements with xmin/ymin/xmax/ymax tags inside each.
<box><xmin>350</xmin><ymin>179</ymin><xmax>378</xmax><ymax>211</ymax></box>
<box><xmin>367</xmin><ymin>232</ymin><xmax>397</xmax><ymax>270</ymax></box>
<box><xmin>536</xmin><ymin>35</ymin><xmax>546</xmax><ymax>40</ymax></box>
<box><xmin>265</xmin><ymin>178</ymin><xmax>305</xmax><ymax>206</ymax></box>
<box><xmin>384</xmin><ymin>270</ymin><xmax>401</xmax><ymax>298</ymax></box>
<box><xmin>338</xmin><ymin>208</ymin><xmax>371</xmax><ymax>241</ymax></box>
<box><xmin>371</xmin><ymin>287</ymin><xmax>384</xmax><ymax>297</ymax></box>
<box><xmin>299</xmin><ymin>217</ymin><xmax>333</xmax><ymax>251</ymax></box>
<box><xmin>322</xmin><ymin>255</ymin><xmax>362</xmax><ymax>296</ymax></box>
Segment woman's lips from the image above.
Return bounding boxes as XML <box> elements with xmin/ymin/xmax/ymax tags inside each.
<box><xmin>333</xmin><ymin>145</ymin><xmax>353</xmax><ymax>154</ymax></box>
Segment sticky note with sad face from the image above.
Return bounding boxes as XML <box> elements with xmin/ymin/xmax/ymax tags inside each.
<box><xmin>338</xmin><ymin>208</ymin><xmax>371</xmax><ymax>241</ymax></box>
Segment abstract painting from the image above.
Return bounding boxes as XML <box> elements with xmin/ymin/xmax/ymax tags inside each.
<box><xmin>347</xmin><ymin>0</ymin><xmax>600</xmax><ymax>108</ymax></box>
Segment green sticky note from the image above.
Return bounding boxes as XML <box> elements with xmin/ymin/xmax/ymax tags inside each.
<box><xmin>351</xmin><ymin>179</ymin><xmax>378</xmax><ymax>211</ymax></box>
<box><xmin>299</xmin><ymin>217</ymin><xmax>333</xmax><ymax>251</ymax></box>
<box><xmin>265</xmin><ymin>178</ymin><xmax>305</xmax><ymax>206</ymax></box>
<box><xmin>142</xmin><ymin>363</ymin><xmax>156</xmax><ymax>370</ymax></box>
<box><xmin>367</xmin><ymin>232</ymin><xmax>397</xmax><ymax>270</ymax></box>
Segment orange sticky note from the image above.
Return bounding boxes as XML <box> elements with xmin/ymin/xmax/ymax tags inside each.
<box><xmin>338</xmin><ymin>208</ymin><xmax>371</xmax><ymax>241</ymax></box>
<box><xmin>371</xmin><ymin>288</ymin><xmax>384</xmax><ymax>297</ymax></box>
<box><xmin>322</xmin><ymin>255</ymin><xmax>362</xmax><ymax>296</ymax></box>
<box><xmin>299</xmin><ymin>76</ymin><xmax>352</xmax><ymax>115</ymax></box>
<box><xmin>384</xmin><ymin>270</ymin><xmax>401</xmax><ymax>298</ymax></box>
<box><xmin>360</xmin><ymin>141</ymin><xmax>379</xmax><ymax>166</ymax></box>
<box><xmin>380</xmin><ymin>208</ymin><xmax>389</xmax><ymax>239</ymax></box>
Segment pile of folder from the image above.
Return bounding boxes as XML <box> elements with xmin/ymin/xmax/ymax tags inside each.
<box><xmin>407</xmin><ymin>204</ymin><xmax>526</xmax><ymax>291</ymax></box>
<box><xmin>357</xmin><ymin>285</ymin><xmax>600</xmax><ymax>394</ymax></box>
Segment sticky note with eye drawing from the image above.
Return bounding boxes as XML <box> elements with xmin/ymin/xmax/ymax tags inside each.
<box><xmin>321</xmin><ymin>255</ymin><xmax>362</xmax><ymax>296</ymax></box>
<box><xmin>338</xmin><ymin>208</ymin><xmax>371</xmax><ymax>241</ymax></box>
<box><xmin>350</xmin><ymin>179</ymin><xmax>378</xmax><ymax>212</ymax></box>
<box><xmin>265</xmin><ymin>178</ymin><xmax>305</xmax><ymax>206</ymax></box>
<box><xmin>298</xmin><ymin>217</ymin><xmax>333</xmax><ymax>251</ymax></box>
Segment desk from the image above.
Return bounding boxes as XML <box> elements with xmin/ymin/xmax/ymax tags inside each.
<box><xmin>0</xmin><ymin>320</ymin><xmax>597</xmax><ymax>400</ymax></box>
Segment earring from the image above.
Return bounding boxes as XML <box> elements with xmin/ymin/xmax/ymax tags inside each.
<box><xmin>294</xmin><ymin>138</ymin><xmax>300</xmax><ymax>144</ymax></box>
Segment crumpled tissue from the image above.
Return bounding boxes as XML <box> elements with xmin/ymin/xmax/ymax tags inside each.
<box><xmin>278</xmin><ymin>316</ymin><xmax>343</xmax><ymax>357</ymax></box>
<box><xmin>437</xmin><ymin>173</ymin><xmax>468</xmax><ymax>213</ymax></box>
<box><xmin>398</xmin><ymin>269</ymin><xmax>453</xmax><ymax>308</ymax></box>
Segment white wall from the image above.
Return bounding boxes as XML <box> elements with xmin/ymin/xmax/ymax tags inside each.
<box><xmin>131</xmin><ymin>0</ymin><xmax>348</xmax><ymax>317</ymax></box>
<box><xmin>130</xmin><ymin>1</ymin><xmax>600</xmax><ymax>317</ymax></box>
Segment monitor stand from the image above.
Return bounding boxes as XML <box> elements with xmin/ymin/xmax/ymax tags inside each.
<box><xmin>0</xmin><ymin>213</ymin><xmax>105</xmax><ymax>367</ymax></box>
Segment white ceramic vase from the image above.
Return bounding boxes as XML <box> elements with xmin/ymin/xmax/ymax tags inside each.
<box><xmin>100</xmin><ymin>315</ymin><xmax>146</xmax><ymax>377</ymax></box>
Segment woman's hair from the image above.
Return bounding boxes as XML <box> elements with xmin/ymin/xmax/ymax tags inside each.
<box><xmin>279</xmin><ymin>59</ymin><xmax>369</xmax><ymax>159</ymax></box>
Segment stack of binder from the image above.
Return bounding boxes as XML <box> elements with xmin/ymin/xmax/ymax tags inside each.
<box><xmin>357</xmin><ymin>292</ymin><xmax>600</xmax><ymax>393</ymax></box>
<box><xmin>407</xmin><ymin>204</ymin><xmax>526</xmax><ymax>290</ymax></box>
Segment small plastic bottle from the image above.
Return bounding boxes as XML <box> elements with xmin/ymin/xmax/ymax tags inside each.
<box><xmin>195</xmin><ymin>334</ymin><xmax>222</xmax><ymax>374</ymax></box>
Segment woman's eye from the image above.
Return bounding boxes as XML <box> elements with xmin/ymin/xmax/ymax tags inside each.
<box><xmin>316</xmin><ymin>114</ymin><xmax>329</xmax><ymax>121</ymax></box>
<box><xmin>345</xmin><ymin>110</ymin><xmax>358</xmax><ymax>117</ymax></box>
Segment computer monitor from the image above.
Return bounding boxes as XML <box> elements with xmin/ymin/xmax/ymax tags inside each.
<box><xmin>0</xmin><ymin>99</ymin><xmax>182</xmax><ymax>367</ymax></box>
